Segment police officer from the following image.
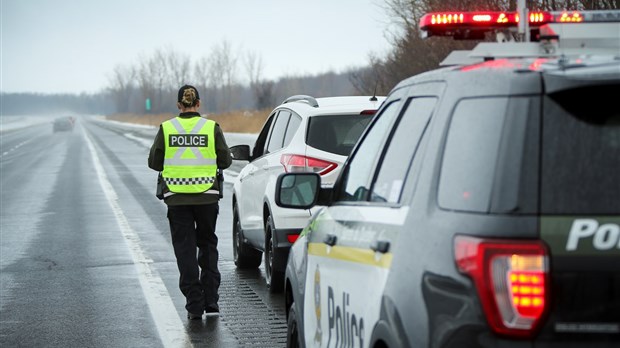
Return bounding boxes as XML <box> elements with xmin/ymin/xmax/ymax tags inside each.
<box><xmin>148</xmin><ymin>85</ymin><xmax>232</xmax><ymax>320</ymax></box>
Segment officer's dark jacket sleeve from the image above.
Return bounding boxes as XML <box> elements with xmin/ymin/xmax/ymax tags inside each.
<box><xmin>148</xmin><ymin>125</ymin><xmax>165</xmax><ymax>172</ymax></box>
<box><xmin>215</xmin><ymin>123</ymin><xmax>232</xmax><ymax>170</ymax></box>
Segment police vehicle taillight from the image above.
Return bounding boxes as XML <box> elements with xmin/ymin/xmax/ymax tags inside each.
<box><xmin>454</xmin><ymin>236</ymin><xmax>549</xmax><ymax>338</ymax></box>
<box><xmin>280</xmin><ymin>154</ymin><xmax>338</xmax><ymax>176</ymax></box>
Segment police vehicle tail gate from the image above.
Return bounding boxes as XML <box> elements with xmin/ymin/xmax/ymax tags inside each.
<box><xmin>421</xmin><ymin>7</ymin><xmax>620</xmax><ymax>341</ymax></box>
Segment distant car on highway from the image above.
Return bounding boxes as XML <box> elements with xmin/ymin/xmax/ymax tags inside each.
<box><xmin>229</xmin><ymin>95</ymin><xmax>385</xmax><ymax>292</ymax></box>
<box><xmin>53</xmin><ymin>117</ymin><xmax>74</xmax><ymax>132</ymax></box>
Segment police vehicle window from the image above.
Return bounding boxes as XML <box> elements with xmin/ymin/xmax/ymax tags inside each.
<box><xmin>371</xmin><ymin>97</ymin><xmax>436</xmax><ymax>203</ymax></box>
<box><xmin>266</xmin><ymin>110</ymin><xmax>291</xmax><ymax>153</ymax></box>
<box><xmin>489</xmin><ymin>97</ymin><xmax>539</xmax><ymax>214</ymax></box>
<box><xmin>337</xmin><ymin>100</ymin><xmax>402</xmax><ymax>202</ymax></box>
<box><xmin>438</xmin><ymin>98</ymin><xmax>508</xmax><ymax>213</ymax></box>
<box><xmin>541</xmin><ymin>85</ymin><xmax>620</xmax><ymax>214</ymax></box>
<box><xmin>283</xmin><ymin>113</ymin><xmax>301</xmax><ymax>148</ymax></box>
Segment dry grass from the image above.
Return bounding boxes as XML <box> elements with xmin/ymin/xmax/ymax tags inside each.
<box><xmin>107</xmin><ymin>108</ymin><xmax>271</xmax><ymax>134</ymax></box>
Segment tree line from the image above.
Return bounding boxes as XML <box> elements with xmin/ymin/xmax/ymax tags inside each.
<box><xmin>1</xmin><ymin>67</ymin><xmax>362</xmax><ymax>116</ymax></box>
<box><xmin>106</xmin><ymin>42</ymin><xmax>365</xmax><ymax>115</ymax></box>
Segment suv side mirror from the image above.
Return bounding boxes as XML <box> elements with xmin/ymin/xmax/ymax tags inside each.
<box><xmin>230</xmin><ymin>145</ymin><xmax>251</xmax><ymax>161</ymax></box>
<box><xmin>275</xmin><ymin>173</ymin><xmax>321</xmax><ymax>209</ymax></box>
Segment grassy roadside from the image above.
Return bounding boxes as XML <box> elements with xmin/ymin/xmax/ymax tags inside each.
<box><xmin>106</xmin><ymin>108</ymin><xmax>271</xmax><ymax>134</ymax></box>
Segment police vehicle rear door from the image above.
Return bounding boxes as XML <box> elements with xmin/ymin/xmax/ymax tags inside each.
<box><xmin>538</xmin><ymin>70</ymin><xmax>620</xmax><ymax>341</ymax></box>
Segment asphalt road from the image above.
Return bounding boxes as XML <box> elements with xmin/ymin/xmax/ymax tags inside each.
<box><xmin>0</xmin><ymin>116</ymin><xmax>286</xmax><ymax>347</ymax></box>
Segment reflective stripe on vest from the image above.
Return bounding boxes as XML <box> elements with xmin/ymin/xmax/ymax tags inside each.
<box><xmin>164</xmin><ymin>118</ymin><xmax>217</xmax><ymax>166</ymax></box>
<box><xmin>164</xmin><ymin>176</ymin><xmax>215</xmax><ymax>185</ymax></box>
<box><xmin>162</xmin><ymin>116</ymin><xmax>217</xmax><ymax>194</ymax></box>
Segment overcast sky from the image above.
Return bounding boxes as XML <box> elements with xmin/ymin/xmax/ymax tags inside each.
<box><xmin>1</xmin><ymin>0</ymin><xmax>393</xmax><ymax>95</ymax></box>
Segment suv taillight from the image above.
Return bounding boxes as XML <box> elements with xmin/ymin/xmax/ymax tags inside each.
<box><xmin>454</xmin><ymin>236</ymin><xmax>550</xmax><ymax>338</ymax></box>
<box><xmin>280</xmin><ymin>154</ymin><xmax>337</xmax><ymax>176</ymax></box>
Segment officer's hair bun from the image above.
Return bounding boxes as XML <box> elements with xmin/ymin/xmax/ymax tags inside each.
<box><xmin>181</xmin><ymin>88</ymin><xmax>198</xmax><ymax>107</ymax></box>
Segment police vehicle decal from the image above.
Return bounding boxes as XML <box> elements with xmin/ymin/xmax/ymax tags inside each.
<box><xmin>541</xmin><ymin>217</ymin><xmax>620</xmax><ymax>256</ymax></box>
<box><xmin>305</xmin><ymin>252</ymin><xmax>390</xmax><ymax>348</ymax></box>
<box><xmin>308</xmin><ymin>243</ymin><xmax>392</xmax><ymax>268</ymax></box>
<box><xmin>301</xmin><ymin>204</ymin><xmax>405</xmax><ymax>347</ymax></box>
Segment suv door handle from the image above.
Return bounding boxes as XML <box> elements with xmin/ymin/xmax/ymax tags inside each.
<box><xmin>370</xmin><ymin>240</ymin><xmax>391</xmax><ymax>254</ymax></box>
<box><xmin>323</xmin><ymin>234</ymin><xmax>337</xmax><ymax>246</ymax></box>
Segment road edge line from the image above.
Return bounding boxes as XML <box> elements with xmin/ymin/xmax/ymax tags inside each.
<box><xmin>82</xmin><ymin>129</ymin><xmax>192</xmax><ymax>348</ymax></box>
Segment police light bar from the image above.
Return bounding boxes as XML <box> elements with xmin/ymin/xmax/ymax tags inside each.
<box><xmin>420</xmin><ymin>10</ymin><xmax>620</xmax><ymax>39</ymax></box>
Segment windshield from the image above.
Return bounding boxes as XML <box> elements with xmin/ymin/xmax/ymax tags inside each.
<box><xmin>541</xmin><ymin>84</ymin><xmax>620</xmax><ymax>214</ymax></box>
<box><xmin>306</xmin><ymin>114</ymin><xmax>374</xmax><ymax>156</ymax></box>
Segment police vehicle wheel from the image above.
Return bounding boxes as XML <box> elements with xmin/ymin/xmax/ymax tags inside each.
<box><xmin>265</xmin><ymin>215</ymin><xmax>284</xmax><ymax>293</ymax></box>
<box><xmin>233</xmin><ymin>205</ymin><xmax>261</xmax><ymax>268</ymax></box>
<box><xmin>286</xmin><ymin>303</ymin><xmax>301</xmax><ymax>348</ymax></box>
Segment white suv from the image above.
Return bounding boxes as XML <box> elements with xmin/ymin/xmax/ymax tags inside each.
<box><xmin>230</xmin><ymin>95</ymin><xmax>385</xmax><ymax>292</ymax></box>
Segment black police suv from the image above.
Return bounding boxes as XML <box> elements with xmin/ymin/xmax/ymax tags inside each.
<box><xmin>276</xmin><ymin>12</ymin><xmax>619</xmax><ymax>348</ymax></box>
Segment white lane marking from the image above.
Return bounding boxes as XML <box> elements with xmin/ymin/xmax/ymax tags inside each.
<box><xmin>82</xmin><ymin>131</ymin><xmax>192</xmax><ymax>348</ymax></box>
<box><xmin>0</xmin><ymin>139</ymin><xmax>32</xmax><ymax>158</ymax></box>
<box><xmin>124</xmin><ymin>133</ymin><xmax>152</xmax><ymax>147</ymax></box>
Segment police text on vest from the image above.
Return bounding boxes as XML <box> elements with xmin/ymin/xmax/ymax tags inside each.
<box><xmin>169</xmin><ymin>134</ymin><xmax>208</xmax><ymax>147</ymax></box>
<box><xmin>566</xmin><ymin>219</ymin><xmax>620</xmax><ymax>251</ymax></box>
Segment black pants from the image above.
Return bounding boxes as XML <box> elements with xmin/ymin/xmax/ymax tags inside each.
<box><xmin>167</xmin><ymin>203</ymin><xmax>220</xmax><ymax>314</ymax></box>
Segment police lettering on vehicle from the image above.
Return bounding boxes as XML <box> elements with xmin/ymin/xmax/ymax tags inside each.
<box><xmin>169</xmin><ymin>134</ymin><xmax>208</xmax><ymax>147</ymax></box>
<box><xmin>566</xmin><ymin>219</ymin><xmax>620</xmax><ymax>251</ymax></box>
<box><xmin>327</xmin><ymin>286</ymin><xmax>364</xmax><ymax>348</ymax></box>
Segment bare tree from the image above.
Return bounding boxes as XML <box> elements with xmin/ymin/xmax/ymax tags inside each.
<box><xmin>244</xmin><ymin>50</ymin><xmax>263</xmax><ymax>86</ymax></box>
<box><xmin>244</xmin><ymin>51</ymin><xmax>275</xmax><ymax>109</ymax></box>
<box><xmin>210</xmin><ymin>40</ymin><xmax>239</xmax><ymax>112</ymax></box>
<box><xmin>134</xmin><ymin>50</ymin><xmax>167</xmax><ymax>113</ymax></box>
<box><xmin>107</xmin><ymin>64</ymin><xmax>135</xmax><ymax>113</ymax></box>
<box><xmin>193</xmin><ymin>55</ymin><xmax>218</xmax><ymax>112</ymax></box>
<box><xmin>151</xmin><ymin>48</ymin><xmax>171</xmax><ymax>112</ymax></box>
<box><xmin>194</xmin><ymin>56</ymin><xmax>213</xmax><ymax>92</ymax></box>
<box><xmin>165</xmin><ymin>48</ymin><xmax>191</xmax><ymax>88</ymax></box>
<box><xmin>136</xmin><ymin>54</ymin><xmax>157</xmax><ymax>113</ymax></box>
<box><xmin>135</xmin><ymin>48</ymin><xmax>179</xmax><ymax>113</ymax></box>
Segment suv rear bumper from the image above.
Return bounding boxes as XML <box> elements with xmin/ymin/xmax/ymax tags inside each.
<box><xmin>273</xmin><ymin>227</ymin><xmax>302</xmax><ymax>272</ymax></box>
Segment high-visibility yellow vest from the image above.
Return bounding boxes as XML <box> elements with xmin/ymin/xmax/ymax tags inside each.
<box><xmin>161</xmin><ymin>116</ymin><xmax>217</xmax><ymax>194</ymax></box>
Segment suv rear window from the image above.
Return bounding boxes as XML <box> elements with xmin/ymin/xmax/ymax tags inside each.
<box><xmin>306</xmin><ymin>114</ymin><xmax>373</xmax><ymax>156</ymax></box>
<box><xmin>541</xmin><ymin>85</ymin><xmax>620</xmax><ymax>214</ymax></box>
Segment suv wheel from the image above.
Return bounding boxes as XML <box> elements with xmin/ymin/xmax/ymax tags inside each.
<box><xmin>265</xmin><ymin>215</ymin><xmax>284</xmax><ymax>293</ymax></box>
<box><xmin>233</xmin><ymin>204</ymin><xmax>262</xmax><ymax>268</ymax></box>
<box><xmin>286</xmin><ymin>302</ymin><xmax>301</xmax><ymax>348</ymax></box>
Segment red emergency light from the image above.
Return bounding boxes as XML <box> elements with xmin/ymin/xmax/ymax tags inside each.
<box><xmin>420</xmin><ymin>11</ymin><xmax>553</xmax><ymax>30</ymax></box>
<box><xmin>420</xmin><ymin>9</ymin><xmax>620</xmax><ymax>39</ymax></box>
